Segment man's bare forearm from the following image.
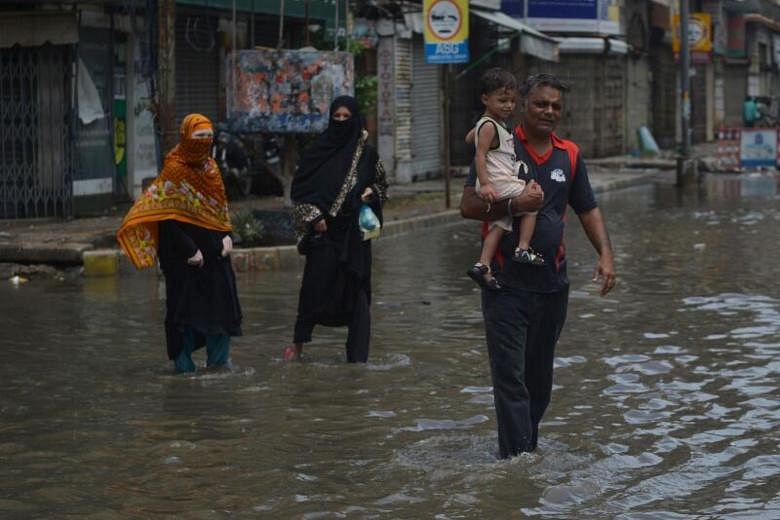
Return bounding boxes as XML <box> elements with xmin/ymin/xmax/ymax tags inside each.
<box><xmin>460</xmin><ymin>183</ymin><xmax>543</xmax><ymax>221</ymax></box>
<box><xmin>578</xmin><ymin>208</ymin><xmax>613</xmax><ymax>257</ymax></box>
<box><xmin>460</xmin><ymin>186</ymin><xmax>508</xmax><ymax>220</ymax></box>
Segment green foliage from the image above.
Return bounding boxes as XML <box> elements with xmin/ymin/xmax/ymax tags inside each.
<box><xmin>347</xmin><ymin>39</ymin><xmax>377</xmax><ymax>114</ymax></box>
<box><xmin>347</xmin><ymin>39</ymin><xmax>367</xmax><ymax>56</ymax></box>
<box><xmin>231</xmin><ymin>210</ymin><xmax>265</xmax><ymax>247</ymax></box>
<box><xmin>355</xmin><ymin>74</ymin><xmax>378</xmax><ymax>114</ymax></box>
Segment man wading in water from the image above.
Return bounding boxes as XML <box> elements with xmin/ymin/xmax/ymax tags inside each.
<box><xmin>460</xmin><ymin>74</ymin><xmax>616</xmax><ymax>458</ymax></box>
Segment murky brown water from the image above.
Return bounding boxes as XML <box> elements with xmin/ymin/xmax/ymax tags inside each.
<box><xmin>2</xmin><ymin>174</ymin><xmax>780</xmax><ymax>518</ymax></box>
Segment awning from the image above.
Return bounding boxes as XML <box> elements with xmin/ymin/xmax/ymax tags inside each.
<box><xmin>556</xmin><ymin>37</ymin><xmax>628</xmax><ymax>55</ymax></box>
<box><xmin>471</xmin><ymin>9</ymin><xmax>559</xmax><ymax>62</ymax></box>
<box><xmin>0</xmin><ymin>12</ymin><xmax>78</xmax><ymax>48</ymax></box>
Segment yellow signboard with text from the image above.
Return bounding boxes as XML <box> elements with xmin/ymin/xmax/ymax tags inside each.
<box><xmin>423</xmin><ymin>0</ymin><xmax>469</xmax><ymax>64</ymax></box>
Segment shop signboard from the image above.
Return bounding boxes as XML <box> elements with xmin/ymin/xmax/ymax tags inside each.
<box><xmin>740</xmin><ymin>129</ymin><xmax>778</xmax><ymax>169</ymax></box>
<box><xmin>672</xmin><ymin>12</ymin><xmax>713</xmax><ymax>54</ymax></box>
<box><xmin>226</xmin><ymin>49</ymin><xmax>354</xmax><ymax>133</ymax></box>
<box><xmin>423</xmin><ymin>0</ymin><xmax>470</xmax><ymax>64</ymax></box>
<box><xmin>501</xmin><ymin>0</ymin><xmax>621</xmax><ymax>35</ymax></box>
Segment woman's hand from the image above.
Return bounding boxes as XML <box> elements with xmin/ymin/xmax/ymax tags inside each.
<box><xmin>221</xmin><ymin>235</ymin><xmax>233</xmax><ymax>257</ymax></box>
<box><xmin>314</xmin><ymin>219</ymin><xmax>328</xmax><ymax>233</ymax></box>
<box><xmin>361</xmin><ymin>187</ymin><xmax>374</xmax><ymax>202</ymax></box>
<box><xmin>187</xmin><ymin>249</ymin><xmax>204</xmax><ymax>267</ymax></box>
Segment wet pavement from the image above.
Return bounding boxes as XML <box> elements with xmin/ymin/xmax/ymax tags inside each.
<box><xmin>1</xmin><ymin>173</ymin><xmax>780</xmax><ymax>518</ymax></box>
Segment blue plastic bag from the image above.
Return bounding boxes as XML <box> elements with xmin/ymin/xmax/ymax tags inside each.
<box><xmin>359</xmin><ymin>204</ymin><xmax>381</xmax><ymax>240</ymax></box>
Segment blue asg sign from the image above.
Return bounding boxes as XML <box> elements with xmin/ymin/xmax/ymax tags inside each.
<box><xmin>501</xmin><ymin>0</ymin><xmax>620</xmax><ymax>35</ymax></box>
<box><xmin>423</xmin><ymin>0</ymin><xmax>470</xmax><ymax>64</ymax></box>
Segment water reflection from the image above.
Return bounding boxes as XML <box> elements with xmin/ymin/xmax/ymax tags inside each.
<box><xmin>1</xmin><ymin>173</ymin><xmax>779</xmax><ymax>518</ymax></box>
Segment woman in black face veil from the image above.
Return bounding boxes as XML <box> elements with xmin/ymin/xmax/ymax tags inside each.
<box><xmin>286</xmin><ymin>96</ymin><xmax>388</xmax><ymax>363</ymax></box>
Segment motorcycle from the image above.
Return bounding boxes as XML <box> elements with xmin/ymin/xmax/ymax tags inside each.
<box><xmin>212</xmin><ymin>124</ymin><xmax>283</xmax><ymax>198</ymax></box>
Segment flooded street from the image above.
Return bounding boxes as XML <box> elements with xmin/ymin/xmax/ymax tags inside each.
<box><xmin>2</xmin><ymin>174</ymin><xmax>780</xmax><ymax>518</ymax></box>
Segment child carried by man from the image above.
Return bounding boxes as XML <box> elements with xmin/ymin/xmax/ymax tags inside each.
<box><xmin>467</xmin><ymin>68</ymin><xmax>544</xmax><ymax>290</ymax></box>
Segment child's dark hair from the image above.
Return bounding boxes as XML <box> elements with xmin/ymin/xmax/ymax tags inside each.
<box><xmin>480</xmin><ymin>67</ymin><xmax>517</xmax><ymax>95</ymax></box>
<box><xmin>519</xmin><ymin>73</ymin><xmax>569</xmax><ymax>98</ymax></box>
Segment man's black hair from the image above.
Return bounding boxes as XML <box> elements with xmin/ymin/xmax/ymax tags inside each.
<box><xmin>519</xmin><ymin>73</ymin><xmax>569</xmax><ymax>98</ymax></box>
<box><xmin>480</xmin><ymin>67</ymin><xmax>517</xmax><ymax>96</ymax></box>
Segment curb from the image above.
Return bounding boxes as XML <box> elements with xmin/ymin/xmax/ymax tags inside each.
<box><xmin>79</xmin><ymin>174</ymin><xmax>654</xmax><ymax>276</ymax></box>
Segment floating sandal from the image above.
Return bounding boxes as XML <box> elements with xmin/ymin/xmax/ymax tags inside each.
<box><xmin>512</xmin><ymin>247</ymin><xmax>545</xmax><ymax>266</ymax></box>
<box><xmin>467</xmin><ymin>263</ymin><xmax>502</xmax><ymax>290</ymax></box>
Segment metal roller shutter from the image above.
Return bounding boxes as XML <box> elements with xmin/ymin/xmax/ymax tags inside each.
<box><xmin>411</xmin><ymin>37</ymin><xmax>441</xmax><ymax>179</ymax></box>
<box><xmin>394</xmin><ymin>38</ymin><xmax>412</xmax><ymax>163</ymax></box>
<box><xmin>723</xmin><ymin>64</ymin><xmax>747</xmax><ymax>127</ymax></box>
<box><xmin>175</xmin><ymin>14</ymin><xmax>220</xmax><ymax>125</ymax></box>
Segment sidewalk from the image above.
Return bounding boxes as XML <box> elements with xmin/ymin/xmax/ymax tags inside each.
<box><xmin>0</xmin><ymin>163</ymin><xmax>672</xmax><ymax>277</ymax></box>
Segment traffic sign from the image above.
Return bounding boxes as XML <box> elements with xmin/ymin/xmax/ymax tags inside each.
<box><xmin>423</xmin><ymin>0</ymin><xmax>469</xmax><ymax>64</ymax></box>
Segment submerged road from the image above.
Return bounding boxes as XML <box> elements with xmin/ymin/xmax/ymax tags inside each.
<box><xmin>2</xmin><ymin>174</ymin><xmax>780</xmax><ymax>518</ymax></box>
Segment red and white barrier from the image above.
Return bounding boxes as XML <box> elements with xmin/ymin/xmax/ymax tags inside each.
<box><xmin>715</xmin><ymin>127</ymin><xmax>742</xmax><ymax>172</ymax></box>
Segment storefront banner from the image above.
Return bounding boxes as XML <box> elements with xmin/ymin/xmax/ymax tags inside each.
<box><xmin>672</xmin><ymin>13</ymin><xmax>712</xmax><ymax>54</ymax></box>
<box><xmin>501</xmin><ymin>0</ymin><xmax>621</xmax><ymax>35</ymax></box>
<box><xmin>227</xmin><ymin>49</ymin><xmax>354</xmax><ymax>133</ymax></box>
<box><xmin>740</xmin><ymin>129</ymin><xmax>778</xmax><ymax>168</ymax></box>
<box><xmin>423</xmin><ymin>0</ymin><xmax>470</xmax><ymax>64</ymax></box>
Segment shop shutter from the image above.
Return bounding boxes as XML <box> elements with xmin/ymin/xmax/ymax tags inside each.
<box><xmin>394</xmin><ymin>38</ymin><xmax>413</xmax><ymax>162</ymax></box>
<box><xmin>175</xmin><ymin>14</ymin><xmax>220</xmax><ymax>125</ymax></box>
<box><xmin>411</xmin><ymin>37</ymin><xmax>441</xmax><ymax>178</ymax></box>
<box><xmin>723</xmin><ymin>64</ymin><xmax>747</xmax><ymax>127</ymax></box>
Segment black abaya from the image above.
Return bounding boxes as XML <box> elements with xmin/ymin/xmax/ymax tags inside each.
<box><xmin>158</xmin><ymin>220</ymin><xmax>243</xmax><ymax>360</ymax></box>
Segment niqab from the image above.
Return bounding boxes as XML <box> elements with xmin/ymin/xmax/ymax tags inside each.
<box><xmin>291</xmin><ymin>96</ymin><xmax>364</xmax><ymax>214</ymax></box>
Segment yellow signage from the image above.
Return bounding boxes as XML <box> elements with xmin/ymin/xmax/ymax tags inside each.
<box><xmin>423</xmin><ymin>0</ymin><xmax>469</xmax><ymax>63</ymax></box>
<box><xmin>672</xmin><ymin>13</ymin><xmax>712</xmax><ymax>53</ymax></box>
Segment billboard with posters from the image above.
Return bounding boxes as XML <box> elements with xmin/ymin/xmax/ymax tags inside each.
<box><xmin>501</xmin><ymin>0</ymin><xmax>621</xmax><ymax>35</ymax></box>
<box><xmin>226</xmin><ymin>49</ymin><xmax>354</xmax><ymax>133</ymax></box>
<box><xmin>423</xmin><ymin>0</ymin><xmax>470</xmax><ymax>64</ymax></box>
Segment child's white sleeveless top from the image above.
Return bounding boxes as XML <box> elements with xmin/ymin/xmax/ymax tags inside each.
<box><xmin>474</xmin><ymin>116</ymin><xmax>519</xmax><ymax>183</ymax></box>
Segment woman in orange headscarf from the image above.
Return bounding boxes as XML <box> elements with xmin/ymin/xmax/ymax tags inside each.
<box><xmin>117</xmin><ymin>114</ymin><xmax>243</xmax><ymax>373</ymax></box>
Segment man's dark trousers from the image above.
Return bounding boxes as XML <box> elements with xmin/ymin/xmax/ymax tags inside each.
<box><xmin>482</xmin><ymin>286</ymin><xmax>569</xmax><ymax>458</ymax></box>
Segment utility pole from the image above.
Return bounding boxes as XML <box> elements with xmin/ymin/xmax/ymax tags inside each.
<box><xmin>677</xmin><ymin>0</ymin><xmax>692</xmax><ymax>185</ymax></box>
<box><xmin>158</xmin><ymin>0</ymin><xmax>177</xmax><ymax>154</ymax></box>
<box><xmin>442</xmin><ymin>64</ymin><xmax>451</xmax><ymax>208</ymax></box>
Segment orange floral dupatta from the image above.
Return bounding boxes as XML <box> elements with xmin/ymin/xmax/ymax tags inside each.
<box><xmin>117</xmin><ymin>114</ymin><xmax>232</xmax><ymax>269</ymax></box>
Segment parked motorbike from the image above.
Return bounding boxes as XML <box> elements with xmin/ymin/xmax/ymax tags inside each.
<box><xmin>755</xmin><ymin>96</ymin><xmax>779</xmax><ymax>127</ymax></box>
<box><xmin>212</xmin><ymin>124</ymin><xmax>283</xmax><ymax>198</ymax></box>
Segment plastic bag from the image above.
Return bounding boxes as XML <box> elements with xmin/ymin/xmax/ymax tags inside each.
<box><xmin>359</xmin><ymin>204</ymin><xmax>381</xmax><ymax>241</ymax></box>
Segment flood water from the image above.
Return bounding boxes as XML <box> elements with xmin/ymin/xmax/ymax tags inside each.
<box><xmin>2</xmin><ymin>174</ymin><xmax>780</xmax><ymax>519</ymax></box>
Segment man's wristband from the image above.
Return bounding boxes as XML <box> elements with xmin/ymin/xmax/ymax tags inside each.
<box><xmin>507</xmin><ymin>198</ymin><xmax>513</xmax><ymax>216</ymax></box>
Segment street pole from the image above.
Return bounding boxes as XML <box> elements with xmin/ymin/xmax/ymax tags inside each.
<box><xmin>158</xmin><ymin>0</ymin><xmax>176</xmax><ymax>154</ymax></box>
<box><xmin>278</xmin><ymin>0</ymin><xmax>285</xmax><ymax>49</ymax></box>
<box><xmin>305</xmin><ymin>0</ymin><xmax>310</xmax><ymax>47</ymax></box>
<box><xmin>232</xmin><ymin>0</ymin><xmax>237</xmax><ymax>114</ymax></box>
<box><xmin>442</xmin><ymin>64</ymin><xmax>451</xmax><ymax>209</ymax></box>
<box><xmin>678</xmin><ymin>0</ymin><xmax>692</xmax><ymax>185</ymax></box>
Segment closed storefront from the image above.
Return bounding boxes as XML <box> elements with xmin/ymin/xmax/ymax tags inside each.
<box><xmin>723</xmin><ymin>63</ymin><xmax>748</xmax><ymax>126</ymax></box>
<box><xmin>650</xmin><ymin>44</ymin><xmax>678</xmax><ymax>149</ymax></box>
<box><xmin>0</xmin><ymin>11</ymin><xmax>77</xmax><ymax>218</ymax></box>
<box><xmin>175</xmin><ymin>12</ymin><xmax>220</xmax><ymax>124</ymax></box>
<box><xmin>526</xmin><ymin>47</ymin><xmax>627</xmax><ymax>158</ymax></box>
<box><xmin>410</xmin><ymin>36</ymin><xmax>441</xmax><ymax>181</ymax></box>
<box><xmin>692</xmin><ymin>63</ymin><xmax>708</xmax><ymax>143</ymax></box>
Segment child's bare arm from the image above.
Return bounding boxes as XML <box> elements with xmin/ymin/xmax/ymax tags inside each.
<box><xmin>465</xmin><ymin>127</ymin><xmax>476</xmax><ymax>145</ymax></box>
<box><xmin>475</xmin><ymin>123</ymin><xmax>499</xmax><ymax>202</ymax></box>
<box><xmin>474</xmin><ymin>123</ymin><xmax>495</xmax><ymax>186</ymax></box>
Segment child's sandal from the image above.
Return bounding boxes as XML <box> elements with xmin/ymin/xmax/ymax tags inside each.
<box><xmin>467</xmin><ymin>263</ymin><xmax>502</xmax><ymax>291</ymax></box>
